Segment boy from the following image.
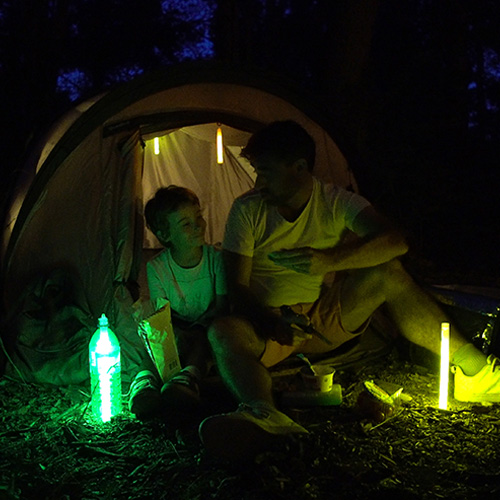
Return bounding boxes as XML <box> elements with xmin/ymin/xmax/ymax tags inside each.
<box><xmin>130</xmin><ymin>186</ymin><xmax>227</xmax><ymax>417</ymax></box>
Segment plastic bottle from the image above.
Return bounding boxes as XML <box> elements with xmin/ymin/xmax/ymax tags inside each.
<box><xmin>89</xmin><ymin>314</ymin><xmax>122</xmax><ymax>422</ymax></box>
<box><xmin>280</xmin><ymin>383</ymin><xmax>343</xmax><ymax>407</ymax></box>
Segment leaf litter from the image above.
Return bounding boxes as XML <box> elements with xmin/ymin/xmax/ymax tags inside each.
<box><xmin>1</xmin><ymin>350</ymin><xmax>500</xmax><ymax>500</ymax></box>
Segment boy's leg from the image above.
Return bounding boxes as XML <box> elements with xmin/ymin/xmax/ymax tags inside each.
<box><xmin>161</xmin><ymin>326</ymin><xmax>210</xmax><ymax>409</ymax></box>
<box><xmin>175</xmin><ymin>326</ymin><xmax>212</xmax><ymax>378</ymax></box>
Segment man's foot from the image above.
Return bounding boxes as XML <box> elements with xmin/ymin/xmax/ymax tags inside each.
<box><xmin>161</xmin><ymin>369</ymin><xmax>201</xmax><ymax>411</ymax></box>
<box><xmin>198</xmin><ymin>403</ymin><xmax>308</xmax><ymax>461</ymax></box>
<box><xmin>454</xmin><ymin>355</ymin><xmax>500</xmax><ymax>403</ymax></box>
<box><xmin>129</xmin><ymin>370</ymin><xmax>162</xmax><ymax>418</ymax></box>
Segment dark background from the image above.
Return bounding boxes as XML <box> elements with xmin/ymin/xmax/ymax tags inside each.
<box><xmin>1</xmin><ymin>0</ymin><xmax>499</xmax><ymax>284</ymax></box>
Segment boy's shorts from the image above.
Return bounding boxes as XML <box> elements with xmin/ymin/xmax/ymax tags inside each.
<box><xmin>260</xmin><ymin>277</ymin><xmax>371</xmax><ymax>368</ymax></box>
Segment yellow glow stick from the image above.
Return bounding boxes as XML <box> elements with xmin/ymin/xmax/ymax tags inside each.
<box><xmin>216</xmin><ymin>126</ymin><xmax>223</xmax><ymax>164</ymax></box>
<box><xmin>153</xmin><ymin>137</ymin><xmax>160</xmax><ymax>155</ymax></box>
<box><xmin>439</xmin><ymin>322</ymin><xmax>450</xmax><ymax>410</ymax></box>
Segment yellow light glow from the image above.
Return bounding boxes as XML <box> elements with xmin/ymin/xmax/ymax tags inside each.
<box><xmin>216</xmin><ymin>126</ymin><xmax>223</xmax><ymax>164</ymax></box>
<box><xmin>439</xmin><ymin>322</ymin><xmax>450</xmax><ymax>410</ymax></box>
<box><xmin>153</xmin><ymin>137</ymin><xmax>160</xmax><ymax>155</ymax></box>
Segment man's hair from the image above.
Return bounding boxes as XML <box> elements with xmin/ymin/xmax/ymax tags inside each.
<box><xmin>241</xmin><ymin>120</ymin><xmax>316</xmax><ymax>171</ymax></box>
<box><xmin>144</xmin><ymin>185</ymin><xmax>200</xmax><ymax>239</ymax></box>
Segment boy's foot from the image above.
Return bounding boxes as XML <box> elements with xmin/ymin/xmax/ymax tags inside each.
<box><xmin>129</xmin><ymin>370</ymin><xmax>162</xmax><ymax>418</ymax></box>
<box><xmin>161</xmin><ymin>370</ymin><xmax>201</xmax><ymax>410</ymax></box>
<box><xmin>454</xmin><ymin>355</ymin><xmax>500</xmax><ymax>403</ymax></box>
<box><xmin>198</xmin><ymin>404</ymin><xmax>308</xmax><ymax>461</ymax></box>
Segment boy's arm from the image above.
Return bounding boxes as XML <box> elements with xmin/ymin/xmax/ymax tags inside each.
<box><xmin>146</xmin><ymin>262</ymin><xmax>168</xmax><ymax>306</ymax></box>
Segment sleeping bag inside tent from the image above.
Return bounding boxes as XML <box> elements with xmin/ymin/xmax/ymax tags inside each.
<box><xmin>0</xmin><ymin>65</ymin><xmax>354</xmax><ymax>386</ymax></box>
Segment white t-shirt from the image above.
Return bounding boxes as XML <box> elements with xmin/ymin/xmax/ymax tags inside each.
<box><xmin>223</xmin><ymin>177</ymin><xmax>370</xmax><ymax>307</ymax></box>
<box><xmin>146</xmin><ymin>245</ymin><xmax>226</xmax><ymax>322</ymax></box>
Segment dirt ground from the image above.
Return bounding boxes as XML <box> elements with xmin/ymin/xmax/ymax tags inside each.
<box><xmin>1</xmin><ymin>346</ymin><xmax>500</xmax><ymax>500</ymax></box>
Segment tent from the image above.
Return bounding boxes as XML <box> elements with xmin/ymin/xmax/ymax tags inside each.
<box><xmin>0</xmin><ymin>63</ymin><xmax>356</xmax><ymax>385</ymax></box>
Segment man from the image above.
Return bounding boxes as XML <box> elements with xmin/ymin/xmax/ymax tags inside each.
<box><xmin>198</xmin><ymin>120</ymin><xmax>500</xmax><ymax>460</ymax></box>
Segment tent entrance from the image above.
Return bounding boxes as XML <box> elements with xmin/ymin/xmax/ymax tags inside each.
<box><xmin>140</xmin><ymin>122</ymin><xmax>256</xmax><ymax>249</ymax></box>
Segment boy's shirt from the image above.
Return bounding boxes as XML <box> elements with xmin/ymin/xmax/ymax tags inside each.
<box><xmin>146</xmin><ymin>245</ymin><xmax>226</xmax><ymax>323</ymax></box>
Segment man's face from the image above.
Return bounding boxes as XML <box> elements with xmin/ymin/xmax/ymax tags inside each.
<box><xmin>252</xmin><ymin>156</ymin><xmax>301</xmax><ymax>205</ymax></box>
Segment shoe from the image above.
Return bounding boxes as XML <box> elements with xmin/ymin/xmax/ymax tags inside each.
<box><xmin>161</xmin><ymin>369</ymin><xmax>201</xmax><ymax>411</ymax></box>
<box><xmin>454</xmin><ymin>355</ymin><xmax>500</xmax><ymax>403</ymax></box>
<box><xmin>129</xmin><ymin>370</ymin><xmax>162</xmax><ymax>418</ymax></box>
<box><xmin>199</xmin><ymin>403</ymin><xmax>308</xmax><ymax>461</ymax></box>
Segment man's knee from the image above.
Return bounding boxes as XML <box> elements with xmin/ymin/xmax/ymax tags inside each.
<box><xmin>208</xmin><ymin>316</ymin><xmax>265</xmax><ymax>357</ymax></box>
<box><xmin>374</xmin><ymin>259</ymin><xmax>414</xmax><ymax>294</ymax></box>
<box><xmin>208</xmin><ymin>316</ymin><xmax>239</xmax><ymax>345</ymax></box>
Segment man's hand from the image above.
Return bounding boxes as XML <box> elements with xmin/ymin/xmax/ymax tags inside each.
<box><xmin>266</xmin><ymin>314</ymin><xmax>313</xmax><ymax>346</ymax></box>
<box><xmin>268</xmin><ymin>247</ymin><xmax>326</xmax><ymax>275</ymax></box>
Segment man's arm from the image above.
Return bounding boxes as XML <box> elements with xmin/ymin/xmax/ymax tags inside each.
<box><xmin>193</xmin><ymin>294</ymin><xmax>228</xmax><ymax>327</ymax></box>
<box><xmin>224</xmin><ymin>249</ymin><xmax>273</xmax><ymax>321</ymax></box>
<box><xmin>224</xmin><ymin>249</ymin><xmax>311</xmax><ymax>346</ymax></box>
<box><xmin>268</xmin><ymin>205</ymin><xmax>409</xmax><ymax>275</ymax></box>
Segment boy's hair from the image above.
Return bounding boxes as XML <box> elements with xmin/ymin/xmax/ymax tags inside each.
<box><xmin>241</xmin><ymin>120</ymin><xmax>316</xmax><ymax>172</ymax></box>
<box><xmin>144</xmin><ymin>186</ymin><xmax>200</xmax><ymax>241</ymax></box>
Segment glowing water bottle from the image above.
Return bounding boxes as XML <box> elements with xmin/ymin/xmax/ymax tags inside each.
<box><xmin>89</xmin><ymin>314</ymin><xmax>122</xmax><ymax>422</ymax></box>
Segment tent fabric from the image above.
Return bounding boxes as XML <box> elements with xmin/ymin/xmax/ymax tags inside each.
<box><xmin>0</xmin><ymin>63</ymin><xmax>356</xmax><ymax>385</ymax></box>
<box><xmin>114</xmin><ymin>131</ymin><xmax>144</xmax><ymax>286</ymax></box>
<box><xmin>142</xmin><ymin>124</ymin><xmax>255</xmax><ymax>247</ymax></box>
<box><xmin>3</xmin><ymin>268</ymin><xmax>93</xmax><ymax>385</ymax></box>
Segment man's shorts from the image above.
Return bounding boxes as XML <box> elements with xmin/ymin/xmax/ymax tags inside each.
<box><xmin>260</xmin><ymin>276</ymin><xmax>370</xmax><ymax>368</ymax></box>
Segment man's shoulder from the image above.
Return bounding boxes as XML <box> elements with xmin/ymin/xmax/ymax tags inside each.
<box><xmin>234</xmin><ymin>188</ymin><xmax>261</xmax><ymax>205</ymax></box>
<box><xmin>315</xmin><ymin>177</ymin><xmax>342</xmax><ymax>194</ymax></box>
<box><xmin>230</xmin><ymin>189</ymin><xmax>265</xmax><ymax>218</ymax></box>
<box><xmin>314</xmin><ymin>178</ymin><xmax>344</xmax><ymax>203</ymax></box>
<box><xmin>316</xmin><ymin>179</ymin><xmax>361</xmax><ymax>201</ymax></box>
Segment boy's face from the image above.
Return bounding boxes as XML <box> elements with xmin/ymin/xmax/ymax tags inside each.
<box><xmin>158</xmin><ymin>202</ymin><xmax>206</xmax><ymax>251</ymax></box>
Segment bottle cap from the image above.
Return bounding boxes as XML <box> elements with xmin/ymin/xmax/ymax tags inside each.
<box><xmin>98</xmin><ymin>314</ymin><xmax>109</xmax><ymax>328</ymax></box>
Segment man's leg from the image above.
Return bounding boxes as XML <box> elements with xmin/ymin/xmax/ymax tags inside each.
<box><xmin>339</xmin><ymin>259</ymin><xmax>500</xmax><ymax>403</ymax></box>
<box><xmin>199</xmin><ymin>316</ymin><xmax>308</xmax><ymax>460</ymax></box>
<box><xmin>339</xmin><ymin>259</ymin><xmax>467</xmax><ymax>356</ymax></box>
<box><xmin>207</xmin><ymin>315</ymin><xmax>272</xmax><ymax>405</ymax></box>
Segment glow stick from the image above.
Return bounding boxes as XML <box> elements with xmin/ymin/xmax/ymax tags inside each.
<box><xmin>216</xmin><ymin>126</ymin><xmax>223</xmax><ymax>164</ymax></box>
<box><xmin>439</xmin><ymin>322</ymin><xmax>450</xmax><ymax>410</ymax></box>
<box><xmin>153</xmin><ymin>137</ymin><xmax>160</xmax><ymax>155</ymax></box>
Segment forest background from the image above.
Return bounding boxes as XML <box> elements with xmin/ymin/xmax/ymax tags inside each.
<box><xmin>1</xmin><ymin>0</ymin><xmax>499</xmax><ymax>284</ymax></box>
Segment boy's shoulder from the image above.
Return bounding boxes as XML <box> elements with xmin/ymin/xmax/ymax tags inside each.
<box><xmin>203</xmin><ymin>243</ymin><xmax>223</xmax><ymax>257</ymax></box>
<box><xmin>147</xmin><ymin>248</ymin><xmax>169</xmax><ymax>266</ymax></box>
